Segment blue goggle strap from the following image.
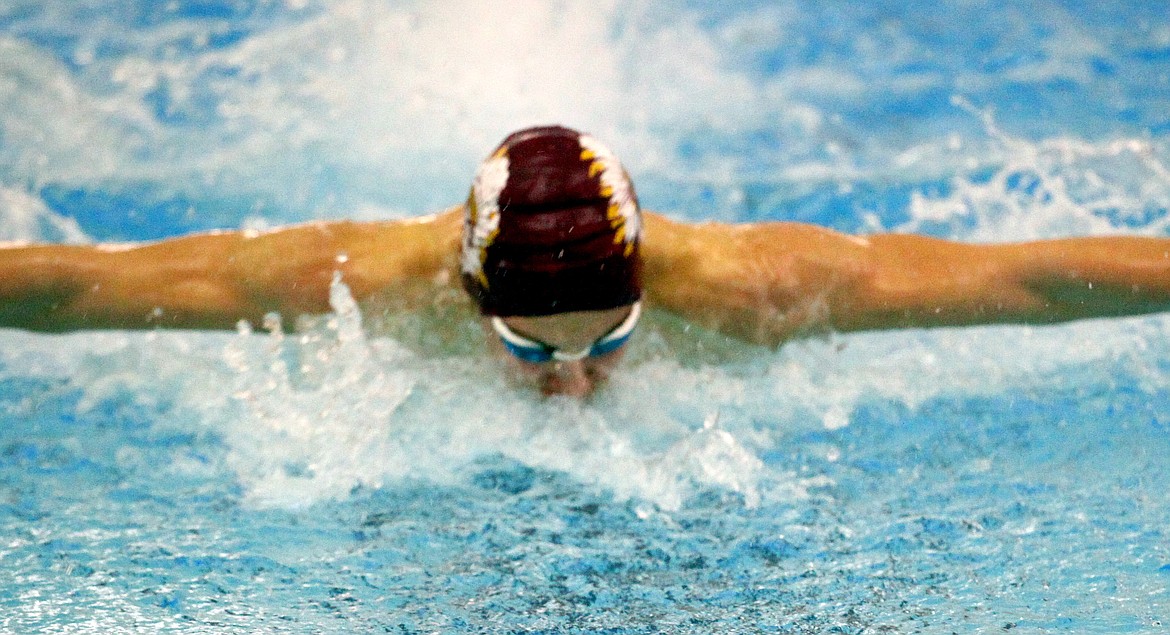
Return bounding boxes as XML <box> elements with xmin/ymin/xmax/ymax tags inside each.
<box><xmin>492</xmin><ymin>301</ymin><xmax>641</xmax><ymax>363</ymax></box>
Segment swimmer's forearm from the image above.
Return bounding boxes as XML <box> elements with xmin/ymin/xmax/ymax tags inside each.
<box><xmin>0</xmin><ymin>239</ymin><xmax>284</xmax><ymax>331</ymax></box>
<box><xmin>1011</xmin><ymin>236</ymin><xmax>1170</xmax><ymax>321</ymax></box>
<box><xmin>838</xmin><ymin>234</ymin><xmax>1170</xmax><ymax>332</ymax></box>
<box><xmin>0</xmin><ymin>245</ymin><xmax>89</xmax><ymax>331</ymax></box>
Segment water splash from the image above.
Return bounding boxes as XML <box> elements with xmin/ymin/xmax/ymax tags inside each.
<box><xmin>185</xmin><ymin>273</ymin><xmax>1170</xmax><ymax>511</ymax></box>
<box><xmin>206</xmin><ymin>275</ymin><xmax>775</xmax><ymax>511</ymax></box>
<box><xmin>1</xmin><ymin>0</ymin><xmax>1169</xmax><ymax>516</ymax></box>
<box><xmin>216</xmin><ymin>274</ymin><xmax>417</xmax><ymax>507</ymax></box>
<box><xmin>900</xmin><ymin>97</ymin><xmax>1170</xmax><ymax>241</ymax></box>
<box><xmin>1</xmin><ymin>261</ymin><xmax>1166</xmax><ymax>515</ymax></box>
<box><xmin>0</xmin><ymin>186</ymin><xmax>89</xmax><ymax>244</ymax></box>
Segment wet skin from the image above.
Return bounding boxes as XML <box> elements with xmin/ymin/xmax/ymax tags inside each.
<box><xmin>483</xmin><ymin>305</ymin><xmax>634</xmax><ymax>398</ymax></box>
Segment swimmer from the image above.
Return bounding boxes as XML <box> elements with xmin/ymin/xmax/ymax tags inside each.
<box><xmin>4</xmin><ymin>125</ymin><xmax>1170</xmax><ymax>396</ymax></box>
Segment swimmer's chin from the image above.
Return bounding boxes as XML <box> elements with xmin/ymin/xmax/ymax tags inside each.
<box><xmin>500</xmin><ymin>367</ymin><xmax>610</xmax><ymax>400</ymax></box>
<box><xmin>516</xmin><ymin>376</ymin><xmax>607</xmax><ymax>401</ymax></box>
<box><xmin>538</xmin><ymin>382</ymin><xmax>605</xmax><ymax>401</ymax></box>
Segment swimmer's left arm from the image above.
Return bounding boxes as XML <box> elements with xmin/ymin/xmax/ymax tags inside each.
<box><xmin>642</xmin><ymin>213</ymin><xmax>1170</xmax><ymax>345</ymax></box>
<box><xmin>844</xmin><ymin>233</ymin><xmax>1170</xmax><ymax>332</ymax></box>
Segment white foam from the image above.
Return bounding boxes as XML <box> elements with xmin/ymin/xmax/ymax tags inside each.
<box><xmin>0</xmin><ymin>2</ymin><xmax>837</xmax><ymax>217</ymax></box>
<box><xmin>0</xmin><ymin>37</ymin><xmax>153</xmax><ymax>187</ymax></box>
<box><xmin>5</xmin><ymin>268</ymin><xmax>1165</xmax><ymax>513</ymax></box>
<box><xmin>0</xmin><ymin>186</ymin><xmax>89</xmax><ymax>244</ymax></box>
<box><xmin>899</xmin><ymin>100</ymin><xmax>1170</xmax><ymax>241</ymax></box>
<box><xmin>2</xmin><ymin>2</ymin><xmax>1170</xmax><ymax>513</ymax></box>
<box><xmin>201</xmin><ymin>277</ymin><xmax>777</xmax><ymax>511</ymax></box>
<box><xmin>4</xmin><ymin>2</ymin><xmax>1167</xmax><ymax>226</ymax></box>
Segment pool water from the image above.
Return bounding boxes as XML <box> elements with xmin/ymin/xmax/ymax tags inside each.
<box><xmin>2</xmin><ymin>1</ymin><xmax>1169</xmax><ymax>632</ymax></box>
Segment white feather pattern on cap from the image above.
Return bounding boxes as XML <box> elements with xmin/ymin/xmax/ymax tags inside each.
<box><xmin>461</xmin><ymin>150</ymin><xmax>510</xmax><ymax>286</ymax></box>
<box><xmin>578</xmin><ymin>135</ymin><xmax>640</xmax><ymax>257</ymax></box>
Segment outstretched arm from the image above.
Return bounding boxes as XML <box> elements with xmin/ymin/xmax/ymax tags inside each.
<box><xmin>838</xmin><ymin>232</ymin><xmax>1170</xmax><ymax>332</ymax></box>
<box><xmin>641</xmin><ymin>212</ymin><xmax>1170</xmax><ymax>346</ymax></box>
<box><xmin>0</xmin><ymin>209</ymin><xmax>462</xmax><ymax>332</ymax></box>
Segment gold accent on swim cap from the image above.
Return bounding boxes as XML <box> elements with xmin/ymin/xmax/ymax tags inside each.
<box><xmin>607</xmin><ymin>202</ymin><xmax>622</xmax><ymax>222</ymax></box>
<box><xmin>608</xmin><ymin>201</ymin><xmax>635</xmax><ymax>256</ymax></box>
<box><xmin>578</xmin><ymin>134</ymin><xmax>640</xmax><ymax>259</ymax></box>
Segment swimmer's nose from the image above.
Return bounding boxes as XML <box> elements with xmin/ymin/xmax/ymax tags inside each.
<box><xmin>540</xmin><ymin>360</ymin><xmax>592</xmax><ymax>398</ymax></box>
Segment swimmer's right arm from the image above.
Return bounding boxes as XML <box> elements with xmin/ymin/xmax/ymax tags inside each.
<box><xmin>0</xmin><ymin>208</ymin><xmax>462</xmax><ymax>332</ymax></box>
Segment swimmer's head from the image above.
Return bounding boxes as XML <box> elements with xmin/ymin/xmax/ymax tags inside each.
<box><xmin>460</xmin><ymin>125</ymin><xmax>642</xmax><ymax>317</ymax></box>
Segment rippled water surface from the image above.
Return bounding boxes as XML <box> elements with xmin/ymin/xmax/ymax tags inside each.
<box><xmin>1</xmin><ymin>1</ymin><xmax>1169</xmax><ymax>632</ymax></box>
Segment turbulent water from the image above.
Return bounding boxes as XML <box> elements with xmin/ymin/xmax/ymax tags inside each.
<box><xmin>1</xmin><ymin>1</ymin><xmax>1169</xmax><ymax>632</ymax></box>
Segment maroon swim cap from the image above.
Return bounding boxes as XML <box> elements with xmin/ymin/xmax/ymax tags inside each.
<box><xmin>461</xmin><ymin>126</ymin><xmax>643</xmax><ymax>317</ymax></box>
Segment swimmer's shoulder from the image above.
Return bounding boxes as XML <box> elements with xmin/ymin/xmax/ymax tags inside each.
<box><xmin>640</xmin><ymin>212</ymin><xmax>870</xmax><ymax>346</ymax></box>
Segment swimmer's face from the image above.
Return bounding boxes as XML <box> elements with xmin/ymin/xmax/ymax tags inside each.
<box><xmin>484</xmin><ymin>305</ymin><xmax>635</xmax><ymax>398</ymax></box>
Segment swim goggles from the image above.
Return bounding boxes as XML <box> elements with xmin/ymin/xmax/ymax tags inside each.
<box><xmin>491</xmin><ymin>302</ymin><xmax>642</xmax><ymax>364</ymax></box>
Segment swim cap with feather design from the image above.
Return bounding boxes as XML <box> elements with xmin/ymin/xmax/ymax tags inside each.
<box><xmin>461</xmin><ymin>126</ymin><xmax>642</xmax><ymax>317</ymax></box>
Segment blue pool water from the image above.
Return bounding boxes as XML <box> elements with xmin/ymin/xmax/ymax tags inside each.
<box><xmin>2</xmin><ymin>1</ymin><xmax>1170</xmax><ymax>632</ymax></box>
